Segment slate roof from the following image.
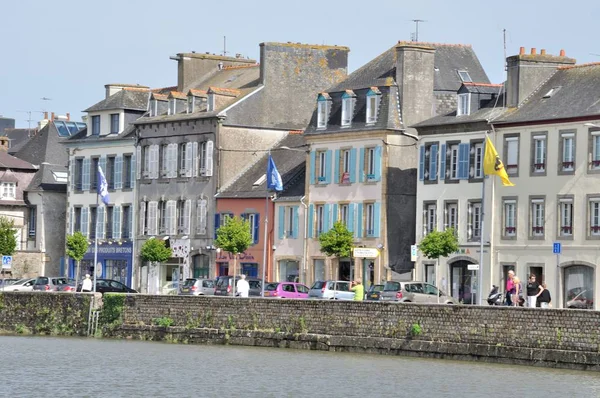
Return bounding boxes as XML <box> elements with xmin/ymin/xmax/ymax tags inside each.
<box><xmin>65</xmin><ymin>125</ymin><xmax>136</xmax><ymax>144</ymax></box>
<box><xmin>3</xmin><ymin>128</ymin><xmax>34</xmax><ymax>155</ymax></box>
<box><xmin>84</xmin><ymin>88</ymin><xmax>150</xmax><ymax>112</ymax></box>
<box><xmin>217</xmin><ymin>133</ymin><xmax>306</xmax><ymax>199</ymax></box>
<box><xmin>461</xmin><ymin>82</ymin><xmax>504</xmax><ymax>95</ymax></box>
<box><xmin>329</xmin><ymin>41</ymin><xmax>490</xmax><ymax>92</ymax></box>
<box><xmin>14</xmin><ymin>122</ymin><xmax>68</xmax><ymax>167</ymax></box>
<box><xmin>495</xmin><ymin>63</ymin><xmax>600</xmax><ymax>124</ymax></box>
<box><xmin>412</xmin><ymin>105</ymin><xmax>507</xmax><ymax>128</ymax></box>
<box><xmin>26</xmin><ymin>163</ymin><xmax>68</xmax><ymax>192</ymax></box>
<box><xmin>0</xmin><ymin>151</ymin><xmax>36</xmax><ymax>170</ymax></box>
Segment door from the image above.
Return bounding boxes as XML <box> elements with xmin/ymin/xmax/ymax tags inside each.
<box><xmin>451</xmin><ymin>261</ymin><xmax>475</xmax><ymax>304</ymax></box>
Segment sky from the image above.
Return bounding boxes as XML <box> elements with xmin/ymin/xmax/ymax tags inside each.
<box><xmin>2</xmin><ymin>0</ymin><xmax>599</xmax><ymax>128</ymax></box>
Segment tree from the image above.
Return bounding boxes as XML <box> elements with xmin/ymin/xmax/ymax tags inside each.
<box><xmin>66</xmin><ymin>231</ymin><xmax>89</xmax><ymax>285</ymax></box>
<box><xmin>319</xmin><ymin>221</ymin><xmax>354</xmax><ymax>258</ymax></box>
<box><xmin>418</xmin><ymin>229</ymin><xmax>459</xmax><ymax>303</ymax></box>
<box><xmin>140</xmin><ymin>238</ymin><xmax>172</xmax><ymax>263</ymax></box>
<box><xmin>0</xmin><ymin>216</ymin><xmax>17</xmax><ymax>257</ymax></box>
<box><xmin>215</xmin><ymin>216</ymin><xmax>252</xmax><ymax>296</ymax></box>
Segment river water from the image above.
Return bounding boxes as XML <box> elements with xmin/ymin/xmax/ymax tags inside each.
<box><xmin>1</xmin><ymin>336</ymin><xmax>599</xmax><ymax>397</ymax></box>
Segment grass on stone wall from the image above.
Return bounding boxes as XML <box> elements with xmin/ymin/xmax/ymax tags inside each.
<box><xmin>100</xmin><ymin>294</ymin><xmax>125</xmax><ymax>332</ymax></box>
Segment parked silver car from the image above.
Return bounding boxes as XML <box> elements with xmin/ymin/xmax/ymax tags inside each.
<box><xmin>2</xmin><ymin>278</ymin><xmax>36</xmax><ymax>292</ymax></box>
<box><xmin>308</xmin><ymin>280</ymin><xmax>355</xmax><ymax>300</ymax></box>
<box><xmin>180</xmin><ymin>278</ymin><xmax>215</xmax><ymax>296</ymax></box>
<box><xmin>381</xmin><ymin>281</ymin><xmax>456</xmax><ymax>304</ymax></box>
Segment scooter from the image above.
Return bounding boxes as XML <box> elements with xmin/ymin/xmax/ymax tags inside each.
<box><xmin>487</xmin><ymin>285</ymin><xmax>504</xmax><ymax>305</ymax></box>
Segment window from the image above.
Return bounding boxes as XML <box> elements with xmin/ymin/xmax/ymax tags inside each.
<box><xmin>0</xmin><ymin>182</ymin><xmax>15</xmax><ymax>200</ymax></box>
<box><xmin>317</xmin><ymin>98</ymin><xmax>328</xmax><ymax>128</ymax></box>
<box><xmin>122</xmin><ymin>205</ymin><xmax>131</xmax><ymax>238</ymax></box>
<box><xmin>423</xmin><ymin>202</ymin><xmax>436</xmax><ymax>235</ymax></box>
<box><xmin>159</xmin><ymin>201</ymin><xmax>167</xmax><ymax>234</ymax></box>
<box><xmin>590</xmin><ymin>129</ymin><xmax>600</xmax><ymax>171</ymax></box>
<box><xmin>245</xmin><ymin>213</ymin><xmax>259</xmax><ymax>245</ymax></box>
<box><xmin>560</xmin><ymin>131</ymin><xmax>575</xmax><ymax>173</ymax></box>
<box><xmin>366</xmin><ymin>147</ymin><xmax>375</xmax><ymax>180</ymax></box>
<box><xmin>90</xmin><ymin>157</ymin><xmax>99</xmax><ymax>190</ymax></box>
<box><xmin>74</xmin><ymin>158</ymin><xmax>83</xmax><ymax>191</ymax></box>
<box><xmin>207</xmin><ymin>93</ymin><xmax>215</xmax><ymax>112</ymax></box>
<box><xmin>471</xmin><ymin>141</ymin><xmax>484</xmax><ymax>179</ymax></box>
<box><xmin>468</xmin><ymin>201</ymin><xmax>482</xmax><ymax>241</ymax></box>
<box><xmin>419</xmin><ymin>142</ymin><xmax>439</xmax><ymax>182</ymax></box>
<box><xmin>340</xmin><ymin>149</ymin><xmax>351</xmax><ymax>183</ymax></box>
<box><xmin>110</xmin><ymin>113</ymin><xmax>119</xmax><ymax>134</ymax></box>
<box><xmin>444</xmin><ymin>202</ymin><xmax>458</xmax><ymax>232</ymax></box>
<box><xmin>123</xmin><ymin>155</ymin><xmax>132</xmax><ymax>189</ymax></box>
<box><xmin>179</xmin><ymin>143</ymin><xmax>187</xmax><ymax>176</ymax></box>
<box><xmin>160</xmin><ymin>144</ymin><xmax>169</xmax><ymax>177</ymax></box>
<box><xmin>176</xmin><ymin>200</ymin><xmax>190</xmax><ymax>235</ymax></box>
<box><xmin>558</xmin><ymin>198</ymin><xmax>573</xmax><ymax>237</ymax></box>
<box><xmin>502</xmin><ymin>199</ymin><xmax>516</xmax><ymax>238</ymax></box>
<box><xmin>450</xmin><ymin>144</ymin><xmax>459</xmax><ymax>179</ymax></box>
<box><xmin>316</xmin><ymin>205</ymin><xmax>325</xmax><ymax>236</ymax></box>
<box><xmin>187</xmin><ymin>97</ymin><xmax>194</xmax><ymax>114</ymax></box>
<box><xmin>589</xmin><ymin>197</ymin><xmax>600</xmax><ymax>237</ymax></box>
<box><xmin>458</xmin><ymin>70</ymin><xmax>472</xmax><ymax>83</ymax></box>
<box><xmin>106</xmin><ymin>156</ymin><xmax>115</xmax><ymax>190</ymax></box>
<box><xmin>530</xmin><ymin>198</ymin><xmax>545</xmax><ymax>238</ymax></box>
<box><xmin>457</xmin><ymin>93</ymin><xmax>470</xmax><ymax>116</ymax></box>
<box><xmin>73</xmin><ymin>207</ymin><xmax>82</xmax><ymax>233</ymax></box>
<box><xmin>196</xmin><ymin>199</ymin><xmax>207</xmax><ymax>235</ymax></box>
<box><xmin>340</xmin><ymin>204</ymin><xmax>349</xmax><ymax>227</ymax></box>
<box><xmin>28</xmin><ymin>207</ymin><xmax>36</xmax><ymax>238</ymax></box>
<box><xmin>89</xmin><ymin>207</ymin><xmax>97</xmax><ymax>239</ymax></box>
<box><xmin>317</xmin><ymin>151</ymin><xmax>327</xmax><ymax>183</ymax></box>
<box><xmin>168</xmin><ymin>99</ymin><xmax>176</xmax><ymax>115</ymax></box>
<box><xmin>105</xmin><ymin>260</ymin><xmax>128</xmax><ymax>285</ymax></box>
<box><xmin>91</xmin><ymin>115</ymin><xmax>100</xmax><ymax>136</ymax></box>
<box><xmin>143</xmin><ymin>146</ymin><xmax>151</xmax><ymax>178</ymax></box>
<box><xmin>199</xmin><ymin>141</ymin><xmax>207</xmax><ymax>175</ymax></box>
<box><xmin>504</xmin><ymin>135</ymin><xmax>519</xmax><ymax>176</ymax></box>
<box><xmin>341</xmin><ymin>96</ymin><xmax>353</xmax><ymax>127</ymax></box>
<box><xmin>531</xmin><ymin>133</ymin><xmax>547</xmax><ymax>175</ymax></box>
<box><xmin>365</xmin><ymin>203</ymin><xmax>375</xmax><ymax>237</ymax></box>
<box><xmin>106</xmin><ymin>206</ymin><xmax>114</xmax><ymax>239</ymax></box>
<box><xmin>366</xmin><ymin>91</ymin><xmax>379</xmax><ymax>123</ymax></box>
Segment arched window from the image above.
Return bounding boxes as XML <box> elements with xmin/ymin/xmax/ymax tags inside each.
<box><xmin>564</xmin><ymin>265</ymin><xmax>594</xmax><ymax>309</ymax></box>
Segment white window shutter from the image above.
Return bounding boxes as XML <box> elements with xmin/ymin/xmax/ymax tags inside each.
<box><xmin>136</xmin><ymin>146</ymin><xmax>142</xmax><ymax>180</ymax></box>
<box><xmin>192</xmin><ymin>142</ymin><xmax>199</xmax><ymax>177</ymax></box>
<box><xmin>184</xmin><ymin>199</ymin><xmax>191</xmax><ymax>234</ymax></box>
<box><xmin>151</xmin><ymin>145</ymin><xmax>159</xmax><ymax>179</ymax></box>
<box><xmin>82</xmin><ymin>158</ymin><xmax>90</xmax><ymax>191</ymax></box>
<box><xmin>148</xmin><ymin>201</ymin><xmax>158</xmax><ymax>235</ymax></box>
<box><xmin>170</xmin><ymin>144</ymin><xmax>178</xmax><ymax>178</ymax></box>
<box><xmin>198</xmin><ymin>199</ymin><xmax>207</xmax><ymax>235</ymax></box>
<box><xmin>205</xmin><ymin>140</ymin><xmax>214</xmax><ymax>177</ymax></box>
<box><xmin>113</xmin><ymin>206</ymin><xmax>121</xmax><ymax>240</ymax></box>
<box><xmin>185</xmin><ymin>143</ymin><xmax>193</xmax><ymax>177</ymax></box>
<box><xmin>139</xmin><ymin>201</ymin><xmax>146</xmax><ymax>236</ymax></box>
<box><xmin>115</xmin><ymin>156</ymin><xmax>123</xmax><ymax>190</ymax></box>
<box><xmin>167</xmin><ymin>200</ymin><xmax>176</xmax><ymax>235</ymax></box>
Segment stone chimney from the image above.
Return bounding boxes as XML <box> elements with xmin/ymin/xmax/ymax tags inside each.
<box><xmin>506</xmin><ymin>47</ymin><xmax>576</xmax><ymax>107</ymax></box>
<box><xmin>104</xmin><ymin>84</ymin><xmax>149</xmax><ymax>99</ymax></box>
<box><xmin>258</xmin><ymin>42</ymin><xmax>349</xmax><ymax>126</ymax></box>
<box><xmin>395</xmin><ymin>43</ymin><xmax>436</xmax><ymax>127</ymax></box>
<box><xmin>171</xmin><ymin>53</ymin><xmax>257</xmax><ymax>93</ymax></box>
<box><xmin>0</xmin><ymin>137</ymin><xmax>9</xmax><ymax>151</ymax></box>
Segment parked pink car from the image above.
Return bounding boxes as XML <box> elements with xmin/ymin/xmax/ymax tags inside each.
<box><xmin>263</xmin><ymin>282</ymin><xmax>310</xmax><ymax>299</ymax></box>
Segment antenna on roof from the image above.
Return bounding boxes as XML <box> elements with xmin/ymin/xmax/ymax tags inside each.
<box><xmin>222</xmin><ymin>36</ymin><xmax>228</xmax><ymax>57</ymax></box>
<box><xmin>16</xmin><ymin>110</ymin><xmax>44</xmax><ymax>134</ymax></box>
<box><xmin>411</xmin><ymin>19</ymin><xmax>426</xmax><ymax>42</ymax></box>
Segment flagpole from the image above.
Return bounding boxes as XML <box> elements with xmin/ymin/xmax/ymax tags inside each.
<box><xmin>478</xmin><ymin>173</ymin><xmax>485</xmax><ymax>306</ymax></box>
<box><xmin>261</xmin><ymin>151</ymin><xmax>270</xmax><ymax>297</ymax></box>
<box><xmin>93</xmin><ymin>176</ymin><xmax>99</xmax><ymax>294</ymax></box>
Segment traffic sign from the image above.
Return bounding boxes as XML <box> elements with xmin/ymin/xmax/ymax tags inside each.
<box><xmin>553</xmin><ymin>242</ymin><xmax>561</xmax><ymax>254</ymax></box>
<box><xmin>2</xmin><ymin>256</ymin><xmax>12</xmax><ymax>269</ymax></box>
<box><xmin>352</xmin><ymin>248</ymin><xmax>379</xmax><ymax>258</ymax></box>
<box><xmin>467</xmin><ymin>263</ymin><xmax>480</xmax><ymax>271</ymax></box>
<box><xmin>410</xmin><ymin>245</ymin><xmax>418</xmax><ymax>262</ymax></box>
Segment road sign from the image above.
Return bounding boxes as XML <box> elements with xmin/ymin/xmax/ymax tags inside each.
<box><xmin>1</xmin><ymin>256</ymin><xmax>12</xmax><ymax>269</ymax></box>
<box><xmin>553</xmin><ymin>242</ymin><xmax>561</xmax><ymax>254</ymax></box>
<box><xmin>410</xmin><ymin>245</ymin><xmax>418</xmax><ymax>262</ymax></box>
<box><xmin>467</xmin><ymin>263</ymin><xmax>480</xmax><ymax>271</ymax></box>
<box><xmin>352</xmin><ymin>248</ymin><xmax>379</xmax><ymax>258</ymax></box>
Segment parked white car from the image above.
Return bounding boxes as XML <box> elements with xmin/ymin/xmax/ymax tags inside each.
<box><xmin>2</xmin><ymin>278</ymin><xmax>36</xmax><ymax>292</ymax></box>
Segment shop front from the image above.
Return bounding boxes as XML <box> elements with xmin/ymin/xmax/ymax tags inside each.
<box><xmin>69</xmin><ymin>241</ymin><xmax>133</xmax><ymax>287</ymax></box>
<box><xmin>216</xmin><ymin>250</ymin><xmax>260</xmax><ymax>278</ymax></box>
<box><xmin>447</xmin><ymin>256</ymin><xmax>479</xmax><ymax>305</ymax></box>
<box><xmin>563</xmin><ymin>263</ymin><xmax>595</xmax><ymax>310</ymax></box>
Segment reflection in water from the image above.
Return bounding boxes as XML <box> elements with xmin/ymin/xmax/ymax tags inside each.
<box><xmin>1</xmin><ymin>336</ymin><xmax>599</xmax><ymax>398</ymax></box>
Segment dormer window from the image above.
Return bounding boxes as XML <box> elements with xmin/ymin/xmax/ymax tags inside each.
<box><xmin>1</xmin><ymin>182</ymin><xmax>15</xmax><ymax>200</ymax></box>
<box><xmin>341</xmin><ymin>91</ymin><xmax>355</xmax><ymax>127</ymax></box>
<box><xmin>366</xmin><ymin>88</ymin><xmax>381</xmax><ymax>124</ymax></box>
<box><xmin>187</xmin><ymin>96</ymin><xmax>193</xmax><ymax>113</ymax></box>
<box><xmin>457</xmin><ymin>93</ymin><xmax>471</xmax><ymax>116</ymax></box>
<box><xmin>458</xmin><ymin>70</ymin><xmax>472</xmax><ymax>82</ymax></box>
<box><xmin>150</xmin><ymin>100</ymin><xmax>158</xmax><ymax>117</ymax></box>
<box><xmin>317</xmin><ymin>94</ymin><xmax>330</xmax><ymax>129</ymax></box>
<box><xmin>168</xmin><ymin>99</ymin><xmax>176</xmax><ymax>115</ymax></box>
<box><xmin>207</xmin><ymin>93</ymin><xmax>215</xmax><ymax>112</ymax></box>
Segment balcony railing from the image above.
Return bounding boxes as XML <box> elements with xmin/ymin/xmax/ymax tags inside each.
<box><xmin>533</xmin><ymin>163</ymin><xmax>546</xmax><ymax>171</ymax></box>
<box><xmin>592</xmin><ymin>160</ymin><xmax>600</xmax><ymax>168</ymax></box>
<box><xmin>590</xmin><ymin>225</ymin><xmax>600</xmax><ymax>234</ymax></box>
<box><xmin>561</xmin><ymin>161</ymin><xmax>574</xmax><ymax>170</ymax></box>
<box><xmin>560</xmin><ymin>226</ymin><xmax>572</xmax><ymax>234</ymax></box>
<box><xmin>532</xmin><ymin>226</ymin><xmax>544</xmax><ymax>234</ymax></box>
<box><xmin>504</xmin><ymin>226</ymin><xmax>516</xmax><ymax>235</ymax></box>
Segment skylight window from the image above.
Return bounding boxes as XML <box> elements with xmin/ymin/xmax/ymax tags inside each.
<box><xmin>543</xmin><ymin>86</ymin><xmax>561</xmax><ymax>98</ymax></box>
<box><xmin>458</xmin><ymin>70</ymin><xmax>472</xmax><ymax>83</ymax></box>
<box><xmin>253</xmin><ymin>174</ymin><xmax>266</xmax><ymax>186</ymax></box>
<box><xmin>52</xmin><ymin>171</ymin><xmax>68</xmax><ymax>183</ymax></box>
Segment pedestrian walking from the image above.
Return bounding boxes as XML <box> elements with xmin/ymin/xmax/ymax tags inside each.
<box><xmin>236</xmin><ymin>274</ymin><xmax>250</xmax><ymax>298</ymax></box>
<box><xmin>505</xmin><ymin>270</ymin><xmax>515</xmax><ymax>306</ymax></box>
<box><xmin>350</xmin><ymin>278</ymin><xmax>364</xmax><ymax>301</ymax></box>
<box><xmin>82</xmin><ymin>274</ymin><xmax>93</xmax><ymax>292</ymax></box>
<box><xmin>526</xmin><ymin>274</ymin><xmax>543</xmax><ymax>308</ymax></box>
<box><xmin>512</xmin><ymin>276</ymin><xmax>522</xmax><ymax>307</ymax></box>
<box><xmin>537</xmin><ymin>283</ymin><xmax>552</xmax><ymax>308</ymax></box>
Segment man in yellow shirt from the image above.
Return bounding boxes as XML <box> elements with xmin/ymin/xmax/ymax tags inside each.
<box><xmin>350</xmin><ymin>278</ymin><xmax>364</xmax><ymax>301</ymax></box>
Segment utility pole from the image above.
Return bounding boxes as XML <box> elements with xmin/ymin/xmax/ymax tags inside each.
<box><xmin>411</xmin><ymin>19</ymin><xmax>426</xmax><ymax>42</ymax></box>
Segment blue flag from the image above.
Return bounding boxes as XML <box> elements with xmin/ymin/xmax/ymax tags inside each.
<box><xmin>97</xmin><ymin>166</ymin><xmax>110</xmax><ymax>205</ymax></box>
<box><xmin>267</xmin><ymin>155</ymin><xmax>283</xmax><ymax>191</ymax></box>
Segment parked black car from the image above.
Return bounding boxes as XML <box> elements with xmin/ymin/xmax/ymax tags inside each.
<box><xmin>214</xmin><ymin>276</ymin><xmax>262</xmax><ymax>296</ymax></box>
<box><xmin>366</xmin><ymin>284</ymin><xmax>385</xmax><ymax>301</ymax></box>
<box><xmin>77</xmin><ymin>279</ymin><xmax>137</xmax><ymax>294</ymax></box>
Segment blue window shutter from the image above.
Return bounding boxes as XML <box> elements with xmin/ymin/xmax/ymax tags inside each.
<box><xmin>115</xmin><ymin>155</ymin><xmax>123</xmax><ymax>189</ymax></box>
<box><xmin>359</xmin><ymin>148</ymin><xmax>365</xmax><ymax>182</ymax></box>
<box><xmin>99</xmin><ymin>156</ymin><xmax>106</xmax><ymax>177</ymax></box>
<box><xmin>332</xmin><ymin>204</ymin><xmax>338</xmax><ymax>225</ymax></box>
<box><xmin>278</xmin><ymin>206</ymin><xmax>285</xmax><ymax>239</ymax></box>
<box><xmin>131</xmin><ymin>154</ymin><xmax>136</xmax><ymax>189</ymax></box>
<box><xmin>429</xmin><ymin>144</ymin><xmax>438</xmax><ymax>181</ymax></box>
<box><xmin>114</xmin><ymin>206</ymin><xmax>121</xmax><ymax>240</ymax></box>
<box><xmin>419</xmin><ymin>146</ymin><xmax>425</xmax><ymax>181</ymax></box>
<box><xmin>214</xmin><ymin>214</ymin><xmax>221</xmax><ymax>239</ymax></box>
<box><xmin>81</xmin><ymin>207</ymin><xmax>89</xmax><ymax>237</ymax></box>
<box><xmin>253</xmin><ymin>214</ymin><xmax>260</xmax><ymax>245</ymax></box>
<box><xmin>82</xmin><ymin>159</ymin><xmax>90</xmax><ymax>190</ymax></box>
<box><xmin>356</xmin><ymin>203</ymin><xmax>363</xmax><ymax>238</ymax></box>
<box><xmin>347</xmin><ymin>203</ymin><xmax>355</xmax><ymax>233</ymax></box>
<box><xmin>374</xmin><ymin>146</ymin><xmax>382</xmax><ymax>181</ymax></box>
<box><xmin>307</xmin><ymin>204</ymin><xmax>314</xmax><ymax>238</ymax></box>
<box><xmin>323</xmin><ymin>204</ymin><xmax>331</xmax><ymax>231</ymax></box>
<box><xmin>334</xmin><ymin>149</ymin><xmax>340</xmax><ymax>184</ymax></box>
<box><xmin>98</xmin><ymin>206</ymin><xmax>105</xmax><ymax>239</ymax></box>
<box><xmin>439</xmin><ymin>144</ymin><xmax>446</xmax><ymax>181</ymax></box>
<box><xmin>309</xmin><ymin>151</ymin><xmax>316</xmax><ymax>185</ymax></box>
<box><xmin>373</xmin><ymin>202</ymin><xmax>381</xmax><ymax>238</ymax></box>
<box><xmin>458</xmin><ymin>143</ymin><xmax>470</xmax><ymax>179</ymax></box>
<box><xmin>325</xmin><ymin>150</ymin><xmax>332</xmax><ymax>184</ymax></box>
<box><xmin>292</xmin><ymin>206</ymin><xmax>299</xmax><ymax>238</ymax></box>
<box><xmin>349</xmin><ymin>148</ymin><xmax>357</xmax><ymax>183</ymax></box>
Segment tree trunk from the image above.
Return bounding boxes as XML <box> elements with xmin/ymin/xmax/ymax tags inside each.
<box><xmin>232</xmin><ymin>254</ymin><xmax>237</xmax><ymax>297</ymax></box>
<box><xmin>75</xmin><ymin>260</ymin><xmax>81</xmax><ymax>290</ymax></box>
<box><xmin>436</xmin><ymin>257</ymin><xmax>440</xmax><ymax>304</ymax></box>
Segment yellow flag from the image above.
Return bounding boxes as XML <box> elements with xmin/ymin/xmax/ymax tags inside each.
<box><xmin>483</xmin><ymin>136</ymin><xmax>514</xmax><ymax>186</ymax></box>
